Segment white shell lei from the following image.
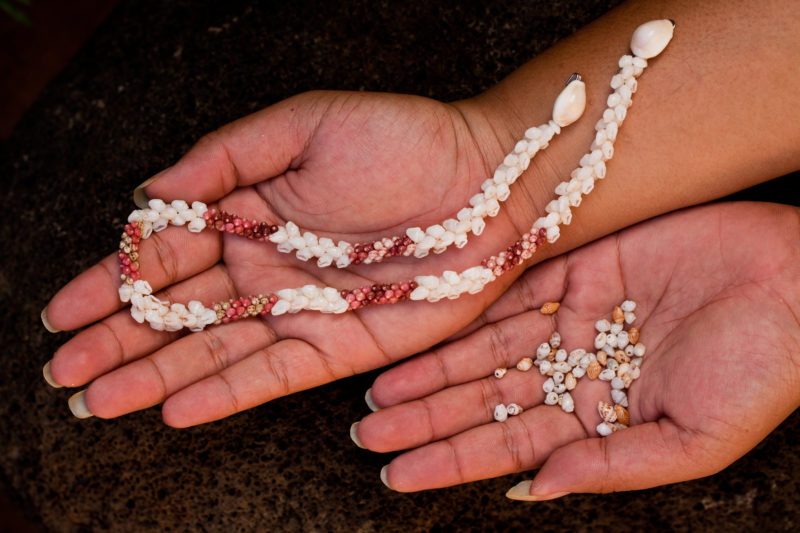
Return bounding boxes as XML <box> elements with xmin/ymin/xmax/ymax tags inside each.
<box><xmin>117</xmin><ymin>20</ymin><xmax>674</xmax><ymax>332</ymax></box>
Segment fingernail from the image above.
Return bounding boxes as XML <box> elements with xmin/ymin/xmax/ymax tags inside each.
<box><xmin>380</xmin><ymin>465</ymin><xmax>393</xmax><ymax>490</ymax></box>
<box><xmin>350</xmin><ymin>422</ymin><xmax>366</xmax><ymax>449</ymax></box>
<box><xmin>68</xmin><ymin>390</ymin><xmax>94</xmax><ymax>419</ymax></box>
<box><xmin>365</xmin><ymin>388</ymin><xmax>379</xmax><ymax>412</ymax></box>
<box><xmin>41</xmin><ymin>307</ymin><xmax>60</xmax><ymax>333</ymax></box>
<box><xmin>42</xmin><ymin>361</ymin><xmax>63</xmax><ymax>388</ymax></box>
<box><xmin>506</xmin><ymin>480</ymin><xmax>570</xmax><ymax>501</ymax></box>
<box><xmin>133</xmin><ymin>174</ymin><xmax>160</xmax><ymax>209</ymax></box>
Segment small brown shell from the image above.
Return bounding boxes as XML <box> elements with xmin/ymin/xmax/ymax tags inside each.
<box><xmin>596</xmin><ymin>350</ymin><xmax>608</xmax><ymax>365</ymax></box>
<box><xmin>614</xmin><ymin>404</ymin><xmax>630</xmax><ymax>425</ymax></box>
<box><xmin>565</xmin><ymin>372</ymin><xmax>577</xmax><ymax>390</ymax></box>
<box><xmin>587</xmin><ymin>360</ymin><xmax>602</xmax><ymax>380</ymax></box>
<box><xmin>516</xmin><ymin>357</ymin><xmax>533</xmax><ymax>371</ymax></box>
<box><xmin>614</xmin><ymin>350</ymin><xmax>630</xmax><ymax>364</ymax></box>
<box><xmin>628</xmin><ymin>327</ymin><xmax>640</xmax><ymax>344</ymax></box>
<box><xmin>612</xmin><ymin>306</ymin><xmax>624</xmax><ymax>324</ymax></box>
<box><xmin>540</xmin><ymin>302</ymin><xmax>561</xmax><ymax>315</ymax></box>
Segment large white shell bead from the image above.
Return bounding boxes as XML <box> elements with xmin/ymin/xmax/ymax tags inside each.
<box><xmin>630</xmin><ymin>19</ymin><xmax>675</xmax><ymax>59</ymax></box>
<box><xmin>552</xmin><ymin>74</ymin><xmax>587</xmax><ymax>127</ymax></box>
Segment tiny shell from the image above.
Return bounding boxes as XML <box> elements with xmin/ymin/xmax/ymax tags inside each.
<box><xmin>572</xmin><ymin>366</ymin><xmax>586</xmax><ymax>379</ymax></box>
<box><xmin>596</xmin><ymin>351</ymin><xmax>608</xmax><ymax>365</ymax></box>
<box><xmin>605</xmin><ymin>358</ymin><xmax>619</xmax><ymax>372</ymax></box>
<box><xmin>553</xmin><ymin>383</ymin><xmax>566</xmax><ymax>394</ymax></box>
<box><xmin>552</xmin><ymin>78</ymin><xmax>587</xmax><ymax>127</ymax></box>
<box><xmin>542</xmin><ymin>377</ymin><xmax>555</xmax><ymax>393</ymax></box>
<box><xmin>630</xmin><ymin>19</ymin><xmax>675</xmax><ymax>60</ymax></box>
<box><xmin>552</xmin><ymin>362</ymin><xmax>571</xmax><ymax>373</ymax></box>
<box><xmin>541</xmin><ymin>301</ymin><xmax>561</xmax><ymax>315</ymax></box>
<box><xmin>614</xmin><ymin>350</ymin><xmax>630</xmax><ymax>364</ymax></box>
<box><xmin>621</xmin><ymin>300</ymin><xmax>636</xmax><ymax>312</ymax></box>
<box><xmin>587</xmin><ymin>360</ymin><xmax>602</xmax><ymax>379</ymax></box>
<box><xmin>611</xmin><ymin>389</ymin><xmax>628</xmax><ymax>407</ymax></box>
<box><xmin>633</xmin><ymin>343</ymin><xmax>646</xmax><ymax>357</ymax></box>
<box><xmin>507</xmin><ymin>403</ymin><xmax>523</xmax><ymax>416</ymax></box>
<box><xmin>549</xmin><ymin>331</ymin><xmax>562</xmax><ymax>349</ymax></box>
<box><xmin>616</xmin><ymin>331</ymin><xmax>629</xmax><ymax>349</ymax></box>
<box><xmin>624</xmin><ymin>312</ymin><xmax>636</xmax><ymax>324</ymax></box>
<box><xmin>598</xmin><ymin>401</ymin><xmax>617</xmax><ymax>423</ymax></box>
<box><xmin>568</xmin><ymin>349</ymin><xmax>585</xmax><ymax>367</ymax></box>
<box><xmin>544</xmin><ymin>392</ymin><xmax>559</xmax><ymax>405</ymax></box>
<box><xmin>555</xmin><ymin>349</ymin><xmax>568</xmax><ymax>362</ymax></box>
<box><xmin>598</xmin><ymin>368</ymin><xmax>616</xmax><ymax>381</ymax></box>
<box><xmin>596</xmin><ymin>422</ymin><xmax>615</xmax><ymax>437</ymax></box>
<box><xmin>517</xmin><ymin>357</ymin><xmax>534</xmax><ymax>371</ymax></box>
<box><xmin>559</xmin><ymin>392</ymin><xmax>575</xmax><ymax>413</ymax></box>
<box><xmin>610</xmin><ymin>323</ymin><xmax>624</xmax><ymax>335</ymax></box>
<box><xmin>610</xmin><ymin>377</ymin><xmax>625</xmax><ymax>390</ymax></box>
<box><xmin>594</xmin><ymin>332</ymin><xmax>607</xmax><ymax>350</ymax></box>
<box><xmin>538</xmin><ymin>360</ymin><xmax>552</xmax><ymax>375</ymax></box>
<box><xmin>628</xmin><ymin>327</ymin><xmax>640</xmax><ymax>344</ymax></box>
<box><xmin>595</xmin><ymin>319</ymin><xmax>611</xmax><ymax>332</ymax></box>
<box><xmin>552</xmin><ymin>371</ymin><xmax>565</xmax><ymax>384</ymax></box>
<box><xmin>494</xmin><ymin>404</ymin><xmax>508</xmax><ymax>422</ymax></box>
<box><xmin>612</xmin><ymin>306</ymin><xmax>624</xmax><ymax>324</ymax></box>
<box><xmin>494</xmin><ymin>367</ymin><xmax>507</xmax><ymax>379</ymax></box>
<box><xmin>537</xmin><ymin>342</ymin><xmax>552</xmax><ymax>359</ymax></box>
<box><xmin>614</xmin><ymin>404</ymin><xmax>630</xmax><ymax>425</ymax></box>
<box><xmin>565</xmin><ymin>372</ymin><xmax>577</xmax><ymax>390</ymax></box>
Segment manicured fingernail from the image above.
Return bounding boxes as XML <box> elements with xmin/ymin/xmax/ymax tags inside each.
<box><xmin>68</xmin><ymin>390</ymin><xmax>94</xmax><ymax>419</ymax></box>
<box><xmin>506</xmin><ymin>480</ymin><xmax>570</xmax><ymax>501</ymax></box>
<box><xmin>133</xmin><ymin>174</ymin><xmax>159</xmax><ymax>208</ymax></box>
<box><xmin>42</xmin><ymin>361</ymin><xmax>62</xmax><ymax>388</ymax></box>
<box><xmin>365</xmin><ymin>388</ymin><xmax>379</xmax><ymax>411</ymax></box>
<box><xmin>350</xmin><ymin>422</ymin><xmax>366</xmax><ymax>449</ymax></box>
<box><xmin>380</xmin><ymin>465</ymin><xmax>392</xmax><ymax>490</ymax></box>
<box><xmin>41</xmin><ymin>307</ymin><xmax>60</xmax><ymax>333</ymax></box>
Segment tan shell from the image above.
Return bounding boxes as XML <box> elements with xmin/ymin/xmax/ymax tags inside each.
<box><xmin>540</xmin><ymin>301</ymin><xmax>561</xmax><ymax>315</ymax></box>
<box><xmin>614</xmin><ymin>350</ymin><xmax>630</xmax><ymax>364</ymax></box>
<box><xmin>598</xmin><ymin>401</ymin><xmax>617</xmax><ymax>423</ymax></box>
<box><xmin>628</xmin><ymin>327</ymin><xmax>640</xmax><ymax>344</ymax></box>
<box><xmin>516</xmin><ymin>357</ymin><xmax>534</xmax><ymax>371</ymax></box>
<box><xmin>565</xmin><ymin>372</ymin><xmax>577</xmax><ymax>390</ymax></box>
<box><xmin>612</xmin><ymin>306</ymin><xmax>624</xmax><ymax>324</ymax></box>
<box><xmin>596</xmin><ymin>351</ymin><xmax>608</xmax><ymax>365</ymax></box>
<box><xmin>614</xmin><ymin>404</ymin><xmax>630</xmax><ymax>426</ymax></box>
<box><xmin>587</xmin><ymin>360</ymin><xmax>602</xmax><ymax>380</ymax></box>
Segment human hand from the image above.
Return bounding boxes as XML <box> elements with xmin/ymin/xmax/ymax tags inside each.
<box><xmin>42</xmin><ymin>89</ymin><xmax>560</xmax><ymax>425</ymax></box>
<box><xmin>354</xmin><ymin>202</ymin><xmax>800</xmax><ymax>498</ymax></box>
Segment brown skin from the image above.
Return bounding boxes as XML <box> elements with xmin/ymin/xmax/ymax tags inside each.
<box><xmin>44</xmin><ymin>0</ymin><xmax>798</xmax><ymax>490</ymax></box>
<box><xmin>358</xmin><ymin>202</ymin><xmax>800</xmax><ymax>495</ymax></box>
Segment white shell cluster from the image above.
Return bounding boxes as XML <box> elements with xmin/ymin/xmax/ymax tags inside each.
<box><xmin>408</xmin><ymin>266</ymin><xmax>495</xmax><ymax>302</ymax></box>
<box><xmin>269</xmin><ymin>285</ymin><xmax>349</xmax><ymax>315</ymax></box>
<box><xmin>127</xmin><ymin>198</ymin><xmax>210</xmax><ymax>238</ymax></box>
<box><xmin>119</xmin><ymin>280</ymin><xmax>217</xmax><ymax>332</ymax></box>
<box><xmin>268</xmin><ymin>223</ymin><xmax>356</xmax><ymax>269</ymax></box>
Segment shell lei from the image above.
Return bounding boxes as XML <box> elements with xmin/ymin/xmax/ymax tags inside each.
<box><xmin>117</xmin><ymin>20</ymin><xmax>674</xmax><ymax>333</ymax></box>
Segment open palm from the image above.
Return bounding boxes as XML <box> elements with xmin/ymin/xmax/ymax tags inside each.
<box><xmin>46</xmin><ymin>90</ymin><xmax>553</xmax><ymax>425</ymax></box>
<box><xmin>355</xmin><ymin>202</ymin><xmax>800</xmax><ymax>496</ymax></box>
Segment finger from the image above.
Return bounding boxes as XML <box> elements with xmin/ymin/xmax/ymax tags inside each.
<box><xmin>49</xmin><ymin>265</ymin><xmax>236</xmax><ymax>388</ymax></box>
<box><xmin>445</xmin><ymin>254</ymin><xmax>569</xmax><ymax>342</ymax></box>
<box><xmin>139</xmin><ymin>94</ymin><xmax>323</xmax><ymax>205</ymax></box>
<box><xmin>44</xmin><ymin>225</ymin><xmax>220</xmax><ymax>331</ymax></box>
<box><xmin>369</xmin><ymin>309</ymin><xmax>554</xmax><ymax>409</ymax></box>
<box><xmin>160</xmin><ymin>336</ymin><xmax>345</xmax><ymax>427</ymax></box>
<box><xmin>381</xmin><ymin>404</ymin><xmax>585</xmax><ymax>492</ymax></box>
<box><xmin>524</xmin><ymin>419</ymin><xmax>716</xmax><ymax>499</ymax></box>
<box><xmin>358</xmin><ymin>368</ymin><xmax>547</xmax><ymax>453</ymax></box>
<box><xmin>83</xmin><ymin>318</ymin><xmax>278</xmax><ymax>419</ymax></box>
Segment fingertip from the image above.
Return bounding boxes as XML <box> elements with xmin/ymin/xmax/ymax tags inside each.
<box><xmin>40</xmin><ymin>307</ymin><xmax>61</xmax><ymax>333</ymax></box>
<box><xmin>350</xmin><ymin>422</ymin><xmax>366</xmax><ymax>449</ymax></box>
<box><xmin>68</xmin><ymin>389</ymin><xmax>94</xmax><ymax>419</ymax></box>
<box><xmin>42</xmin><ymin>360</ymin><xmax>63</xmax><ymax>388</ymax></box>
<box><xmin>380</xmin><ymin>465</ymin><xmax>393</xmax><ymax>490</ymax></box>
<box><xmin>365</xmin><ymin>388</ymin><xmax>380</xmax><ymax>411</ymax></box>
<box><xmin>133</xmin><ymin>175</ymin><xmax>158</xmax><ymax>209</ymax></box>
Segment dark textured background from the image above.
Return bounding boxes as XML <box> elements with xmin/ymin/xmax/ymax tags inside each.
<box><xmin>1</xmin><ymin>1</ymin><xmax>798</xmax><ymax>531</ymax></box>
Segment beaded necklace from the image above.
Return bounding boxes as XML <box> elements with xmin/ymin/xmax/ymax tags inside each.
<box><xmin>116</xmin><ymin>20</ymin><xmax>674</xmax><ymax>332</ymax></box>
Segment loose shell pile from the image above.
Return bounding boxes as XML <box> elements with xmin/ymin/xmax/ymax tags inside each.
<box><xmin>492</xmin><ymin>300</ymin><xmax>646</xmax><ymax>436</ymax></box>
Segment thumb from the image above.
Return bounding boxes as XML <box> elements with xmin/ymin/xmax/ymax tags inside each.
<box><xmin>507</xmin><ymin>419</ymin><xmax>720</xmax><ymax>500</ymax></box>
<box><xmin>134</xmin><ymin>92</ymin><xmax>325</xmax><ymax>207</ymax></box>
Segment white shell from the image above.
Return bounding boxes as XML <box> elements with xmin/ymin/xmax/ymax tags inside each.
<box><xmin>552</xmin><ymin>79</ymin><xmax>587</xmax><ymax>127</ymax></box>
<box><xmin>630</xmin><ymin>19</ymin><xmax>675</xmax><ymax>59</ymax></box>
<box><xmin>494</xmin><ymin>404</ymin><xmax>509</xmax><ymax>422</ymax></box>
<box><xmin>506</xmin><ymin>403</ymin><xmax>523</xmax><ymax>416</ymax></box>
<box><xmin>494</xmin><ymin>367</ymin><xmax>507</xmax><ymax>379</ymax></box>
<box><xmin>559</xmin><ymin>392</ymin><xmax>575</xmax><ymax>413</ymax></box>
